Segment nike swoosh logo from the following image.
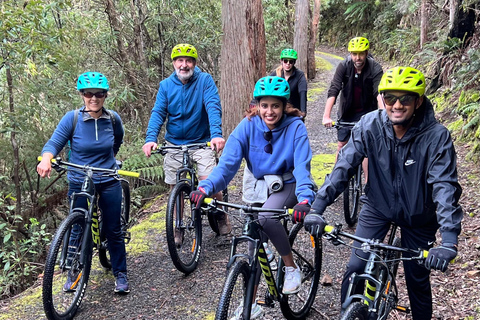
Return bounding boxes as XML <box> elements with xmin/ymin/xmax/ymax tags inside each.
<box><xmin>405</xmin><ymin>159</ymin><xmax>416</xmax><ymax>166</ymax></box>
<box><xmin>428</xmin><ymin>241</ymin><xmax>435</xmax><ymax>246</ymax></box>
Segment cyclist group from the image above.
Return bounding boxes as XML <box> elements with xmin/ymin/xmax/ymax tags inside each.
<box><xmin>37</xmin><ymin>38</ymin><xmax>462</xmax><ymax>320</ymax></box>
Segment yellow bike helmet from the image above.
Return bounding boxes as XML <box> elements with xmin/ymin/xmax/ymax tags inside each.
<box><xmin>378</xmin><ymin>67</ymin><xmax>426</xmax><ymax>96</ymax></box>
<box><xmin>348</xmin><ymin>37</ymin><xmax>370</xmax><ymax>52</ymax></box>
<box><xmin>171</xmin><ymin>44</ymin><xmax>198</xmax><ymax>60</ymax></box>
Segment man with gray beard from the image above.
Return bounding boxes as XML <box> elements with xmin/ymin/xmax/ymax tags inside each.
<box><xmin>143</xmin><ymin>44</ymin><xmax>231</xmax><ymax>242</ymax></box>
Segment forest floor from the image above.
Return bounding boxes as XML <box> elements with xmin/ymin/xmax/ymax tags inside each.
<box><xmin>1</xmin><ymin>46</ymin><xmax>480</xmax><ymax>320</ymax></box>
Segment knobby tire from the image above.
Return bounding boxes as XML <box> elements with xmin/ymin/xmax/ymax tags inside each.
<box><xmin>343</xmin><ymin>167</ymin><xmax>362</xmax><ymax>227</ymax></box>
<box><xmin>341</xmin><ymin>302</ymin><xmax>369</xmax><ymax>320</ymax></box>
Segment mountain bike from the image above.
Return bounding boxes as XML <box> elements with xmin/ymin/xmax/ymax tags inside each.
<box><xmin>200</xmin><ymin>198</ymin><xmax>321</xmax><ymax>320</ymax></box>
<box><xmin>332</xmin><ymin>121</ymin><xmax>363</xmax><ymax>227</ymax></box>
<box><xmin>322</xmin><ymin>223</ymin><xmax>429</xmax><ymax>320</ymax></box>
<box><xmin>153</xmin><ymin>142</ymin><xmax>229</xmax><ymax>274</ymax></box>
<box><xmin>40</xmin><ymin>157</ymin><xmax>139</xmax><ymax>320</ymax></box>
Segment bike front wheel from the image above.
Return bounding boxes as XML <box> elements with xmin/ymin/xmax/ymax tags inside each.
<box><xmin>341</xmin><ymin>302</ymin><xmax>369</xmax><ymax>320</ymax></box>
<box><xmin>215</xmin><ymin>260</ymin><xmax>251</xmax><ymax>320</ymax></box>
<box><xmin>98</xmin><ymin>180</ymin><xmax>131</xmax><ymax>269</ymax></box>
<box><xmin>343</xmin><ymin>167</ymin><xmax>362</xmax><ymax>227</ymax></box>
<box><xmin>166</xmin><ymin>181</ymin><xmax>202</xmax><ymax>274</ymax></box>
<box><xmin>42</xmin><ymin>210</ymin><xmax>93</xmax><ymax>320</ymax></box>
<box><xmin>279</xmin><ymin>222</ymin><xmax>322</xmax><ymax>320</ymax></box>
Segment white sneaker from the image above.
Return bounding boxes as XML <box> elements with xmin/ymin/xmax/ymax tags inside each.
<box><xmin>230</xmin><ymin>302</ymin><xmax>264</xmax><ymax>320</ymax></box>
<box><xmin>282</xmin><ymin>263</ymin><xmax>302</xmax><ymax>294</ymax></box>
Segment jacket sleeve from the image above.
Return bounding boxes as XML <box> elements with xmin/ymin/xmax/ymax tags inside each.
<box><xmin>198</xmin><ymin>128</ymin><xmax>245</xmax><ymax>195</ymax></box>
<box><xmin>311</xmin><ymin>121</ymin><xmax>366</xmax><ymax>212</ymax></box>
<box><xmin>145</xmin><ymin>83</ymin><xmax>168</xmax><ymax>143</ymax></box>
<box><xmin>41</xmin><ymin>111</ymin><xmax>75</xmax><ymax>157</ymax></box>
<box><xmin>202</xmin><ymin>74</ymin><xmax>223</xmax><ymax>139</ymax></box>
<box><xmin>298</xmin><ymin>72</ymin><xmax>308</xmax><ymax>114</ymax></box>
<box><xmin>112</xmin><ymin>111</ymin><xmax>124</xmax><ymax>156</ymax></box>
<box><xmin>291</xmin><ymin>124</ymin><xmax>316</xmax><ymax>204</ymax></box>
<box><xmin>327</xmin><ymin>61</ymin><xmax>346</xmax><ymax>101</ymax></box>
<box><xmin>371</xmin><ymin>59</ymin><xmax>384</xmax><ymax>97</ymax></box>
<box><xmin>428</xmin><ymin>130</ymin><xmax>463</xmax><ymax>244</ymax></box>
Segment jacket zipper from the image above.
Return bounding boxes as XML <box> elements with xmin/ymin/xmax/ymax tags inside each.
<box><xmin>95</xmin><ymin>119</ymin><xmax>98</xmax><ymax>141</ymax></box>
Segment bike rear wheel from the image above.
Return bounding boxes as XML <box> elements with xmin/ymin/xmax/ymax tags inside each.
<box><xmin>341</xmin><ymin>302</ymin><xmax>369</xmax><ymax>320</ymax></box>
<box><xmin>43</xmin><ymin>211</ymin><xmax>93</xmax><ymax>320</ymax></box>
<box><xmin>215</xmin><ymin>260</ymin><xmax>251</xmax><ymax>320</ymax></box>
<box><xmin>343</xmin><ymin>167</ymin><xmax>362</xmax><ymax>227</ymax></box>
<box><xmin>279</xmin><ymin>222</ymin><xmax>322</xmax><ymax>320</ymax></box>
<box><xmin>98</xmin><ymin>180</ymin><xmax>131</xmax><ymax>269</ymax></box>
<box><xmin>166</xmin><ymin>181</ymin><xmax>202</xmax><ymax>274</ymax></box>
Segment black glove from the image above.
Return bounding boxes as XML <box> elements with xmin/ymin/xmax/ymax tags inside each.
<box><xmin>189</xmin><ymin>187</ymin><xmax>207</xmax><ymax>210</ymax></box>
<box><xmin>292</xmin><ymin>200</ymin><xmax>311</xmax><ymax>224</ymax></box>
<box><xmin>425</xmin><ymin>243</ymin><xmax>457</xmax><ymax>272</ymax></box>
<box><xmin>303</xmin><ymin>209</ymin><xmax>327</xmax><ymax>237</ymax></box>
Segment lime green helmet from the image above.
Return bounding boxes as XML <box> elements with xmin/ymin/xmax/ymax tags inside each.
<box><xmin>378</xmin><ymin>67</ymin><xmax>426</xmax><ymax>96</ymax></box>
<box><xmin>280</xmin><ymin>48</ymin><xmax>298</xmax><ymax>60</ymax></box>
<box><xmin>253</xmin><ymin>76</ymin><xmax>290</xmax><ymax>100</ymax></box>
<box><xmin>348</xmin><ymin>37</ymin><xmax>370</xmax><ymax>52</ymax></box>
<box><xmin>171</xmin><ymin>43</ymin><xmax>198</xmax><ymax>60</ymax></box>
<box><xmin>77</xmin><ymin>72</ymin><xmax>109</xmax><ymax>91</ymax></box>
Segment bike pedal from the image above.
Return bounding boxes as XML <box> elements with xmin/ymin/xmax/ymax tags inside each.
<box><xmin>395</xmin><ymin>305</ymin><xmax>410</xmax><ymax>313</ymax></box>
<box><xmin>124</xmin><ymin>231</ymin><xmax>132</xmax><ymax>244</ymax></box>
<box><xmin>256</xmin><ymin>300</ymin><xmax>274</xmax><ymax>308</ymax></box>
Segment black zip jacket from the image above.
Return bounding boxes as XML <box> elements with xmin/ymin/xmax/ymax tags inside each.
<box><xmin>312</xmin><ymin>98</ymin><xmax>463</xmax><ymax>244</ymax></box>
<box><xmin>327</xmin><ymin>56</ymin><xmax>383</xmax><ymax>119</ymax></box>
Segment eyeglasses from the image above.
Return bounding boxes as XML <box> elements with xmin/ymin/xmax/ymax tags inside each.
<box><xmin>282</xmin><ymin>59</ymin><xmax>295</xmax><ymax>65</ymax></box>
<box><xmin>263</xmin><ymin>131</ymin><xmax>273</xmax><ymax>154</ymax></box>
<box><xmin>82</xmin><ymin>91</ymin><xmax>107</xmax><ymax>99</ymax></box>
<box><xmin>383</xmin><ymin>93</ymin><xmax>417</xmax><ymax>106</ymax></box>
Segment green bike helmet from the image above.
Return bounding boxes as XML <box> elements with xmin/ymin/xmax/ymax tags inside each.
<box><xmin>378</xmin><ymin>67</ymin><xmax>426</xmax><ymax>96</ymax></box>
<box><xmin>348</xmin><ymin>37</ymin><xmax>370</xmax><ymax>52</ymax></box>
<box><xmin>171</xmin><ymin>43</ymin><xmax>198</xmax><ymax>60</ymax></box>
<box><xmin>253</xmin><ymin>76</ymin><xmax>290</xmax><ymax>100</ymax></box>
<box><xmin>280</xmin><ymin>48</ymin><xmax>298</xmax><ymax>60</ymax></box>
<box><xmin>77</xmin><ymin>72</ymin><xmax>109</xmax><ymax>91</ymax></box>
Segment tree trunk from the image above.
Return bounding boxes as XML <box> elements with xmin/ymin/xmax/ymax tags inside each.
<box><xmin>307</xmin><ymin>0</ymin><xmax>321</xmax><ymax>79</ymax></box>
<box><xmin>449</xmin><ymin>0</ymin><xmax>457</xmax><ymax>28</ymax></box>
<box><xmin>420</xmin><ymin>0</ymin><xmax>428</xmax><ymax>49</ymax></box>
<box><xmin>6</xmin><ymin>65</ymin><xmax>22</xmax><ymax>217</ymax></box>
<box><xmin>220</xmin><ymin>0</ymin><xmax>266</xmax><ymax>137</ymax></box>
<box><xmin>293</xmin><ymin>0</ymin><xmax>309</xmax><ymax>74</ymax></box>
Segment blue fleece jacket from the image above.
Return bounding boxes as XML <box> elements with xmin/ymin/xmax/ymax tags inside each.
<box><xmin>199</xmin><ymin>115</ymin><xmax>316</xmax><ymax>204</ymax></box>
<box><xmin>145</xmin><ymin>66</ymin><xmax>222</xmax><ymax>145</ymax></box>
<box><xmin>41</xmin><ymin>107</ymin><xmax>124</xmax><ymax>183</ymax></box>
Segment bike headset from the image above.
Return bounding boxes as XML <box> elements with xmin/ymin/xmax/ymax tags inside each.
<box><xmin>348</xmin><ymin>37</ymin><xmax>369</xmax><ymax>52</ymax></box>
<box><xmin>171</xmin><ymin>43</ymin><xmax>198</xmax><ymax>60</ymax></box>
<box><xmin>378</xmin><ymin>66</ymin><xmax>426</xmax><ymax>120</ymax></box>
<box><xmin>280</xmin><ymin>48</ymin><xmax>298</xmax><ymax>60</ymax></box>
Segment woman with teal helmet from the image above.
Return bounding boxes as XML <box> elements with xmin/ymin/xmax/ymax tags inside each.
<box><xmin>191</xmin><ymin>76</ymin><xmax>316</xmax><ymax>318</ymax></box>
<box><xmin>38</xmin><ymin>72</ymin><xmax>130</xmax><ymax>294</ymax></box>
<box><xmin>270</xmin><ymin>48</ymin><xmax>308</xmax><ymax>117</ymax></box>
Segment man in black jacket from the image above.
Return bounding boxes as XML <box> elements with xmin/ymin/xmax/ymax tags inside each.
<box><xmin>304</xmin><ymin>67</ymin><xmax>463</xmax><ymax>320</ymax></box>
<box><xmin>323</xmin><ymin>37</ymin><xmax>383</xmax><ymax>158</ymax></box>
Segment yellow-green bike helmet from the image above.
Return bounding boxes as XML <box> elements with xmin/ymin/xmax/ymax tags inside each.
<box><xmin>378</xmin><ymin>67</ymin><xmax>426</xmax><ymax>96</ymax></box>
<box><xmin>348</xmin><ymin>37</ymin><xmax>370</xmax><ymax>52</ymax></box>
<box><xmin>171</xmin><ymin>44</ymin><xmax>198</xmax><ymax>60</ymax></box>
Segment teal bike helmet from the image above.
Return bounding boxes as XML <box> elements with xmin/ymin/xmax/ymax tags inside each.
<box><xmin>77</xmin><ymin>72</ymin><xmax>109</xmax><ymax>91</ymax></box>
<box><xmin>253</xmin><ymin>76</ymin><xmax>290</xmax><ymax>100</ymax></box>
<box><xmin>280</xmin><ymin>48</ymin><xmax>298</xmax><ymax>60</ymax></box>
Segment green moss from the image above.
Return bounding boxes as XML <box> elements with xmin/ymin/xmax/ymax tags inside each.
<box><xmin>310</xmin><ymin>154</ymin><xmax>336</xmax><ymax>187</ymax></box>
<box><xmin>315</xmin><ymin>56</ymin><xmax>332</xmax><ymax>72</ymax></box>
<box><xmin>127</xmin><ymin>203</ymin><xmax>167</xmax><ymax>254</ymax></box>
<box><xmin>307</xmin><ymin>86</ymin><xmax>326</xmax><ymax>101</ymax></box>
<box><xmin>447</xmin><ymin>118</ymin><xmax>464</xmax><ymax>132</ymax></box>
<box><xmin>316</xmin><ymin>51</ymin><xmax>345</xmax><ymax>61</ymax></box>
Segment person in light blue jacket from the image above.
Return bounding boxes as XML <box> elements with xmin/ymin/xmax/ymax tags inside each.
<box><xmin>190</xmin><ymin>76</ymin><xmax>316</xmax><ymax>319</ymax></box>
<box><xmin>142</xmin><ymin>44</ymin><xmax>230</xmax><ymax>240</ymax></box>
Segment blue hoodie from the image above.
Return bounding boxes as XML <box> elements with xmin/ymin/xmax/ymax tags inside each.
<box><xmin>199</xmin><ymin>115</ymin><xmax>316</xmax><ymax>204</ymax></box>
<box><xmin>145</xmin><ymin>66</ymin><xmax>222</xmax><ymax>145</ymax></box>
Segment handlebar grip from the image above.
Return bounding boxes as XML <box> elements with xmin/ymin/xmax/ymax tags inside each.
<box><xmin>204</xmin><ymin>197</ymin><xmax>214</xmax><ymax>204</ymax></box>
<box><xmin>37</xmin><ymin>156</ymin><xmax>57</xmax><ymax>163</ymax></box>
<box><xmin>324</xmin><ymin>225</ymin><xmax>334</xmax><ymax>233</ymax></box>
<box><xmin>421</xmin><ymin>249</ymin><xmax>455</xmax><ymax>264</ymax></box>
<box><xmin>207</xmin><ymin>142</ymin><xmax>211</xmax><ymax>147</ymax></box>
<box><xmin>118</xmin><ymin>170</ymin><xmax>140</xmax><ymax>178</ymax></box>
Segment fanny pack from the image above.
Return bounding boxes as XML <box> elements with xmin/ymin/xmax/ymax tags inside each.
<box><xmin>242</xmin><ymin>166</ymin><xmax>294</xmax><ymax>204</ymax></box>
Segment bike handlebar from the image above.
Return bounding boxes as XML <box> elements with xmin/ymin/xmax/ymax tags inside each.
<box><xmin>152</xmin><ymin>142</ymin><xmax>211</xmax><ymax>155</ymax></box>
<box><xmin>331</xmin><ymin>121</ymin><xmax>357</xmax><ymax>128</ymax></box>
<box><xmin>203</xmin><ymin>197</ymin><xmax>293</xmax><ymax>216</ymax></box>
<box><xmin>38</xmin><ymin>156</ymin><xmax>140</xmax><ymax>178</ymax></box>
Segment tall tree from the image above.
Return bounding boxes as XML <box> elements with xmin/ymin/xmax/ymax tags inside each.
<box><xmin>220</xmin><ymin>0</ymin><xmax>266</xmax><ymax>137</ymax></box>
<box><xmin>420</xmin><ymin>0</ymin><xmax>428</xmax><ymax>49</ymax></box>
<box><xmin>307</xmin><ymin>0</ymin><xmax>321</xmax><ymax>79</ymax></box>
<box><xmin>293</xmin><ymin>0</ymin><xmax>309</xmax><ymax>74</ymax></box>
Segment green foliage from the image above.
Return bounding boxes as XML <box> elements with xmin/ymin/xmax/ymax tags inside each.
<box><xmin>0</xmin><ymin>216</ymin><xmax>50</xmax><ymax>298</ymax></box>
<box><xmin>455</xmin><ymin>90</ymin><xmax>480</xmax><ymax>161</ymax></box>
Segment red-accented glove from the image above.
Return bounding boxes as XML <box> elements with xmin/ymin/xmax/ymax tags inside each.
<box><xmin>189</xmin><ymin>187</ymin><xmax>207</xmax><ymax>210</ymax></box>
<box><xmin>292</xmin><ymin>199</ymin><xmax>311</xmax><ymax>224</ymax></box>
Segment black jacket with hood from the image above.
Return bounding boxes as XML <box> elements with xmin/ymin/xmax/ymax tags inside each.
<box><xmin>312</xmin><ymin>98</ymin><xmax>463</xmax><ymax>244</ymax></box>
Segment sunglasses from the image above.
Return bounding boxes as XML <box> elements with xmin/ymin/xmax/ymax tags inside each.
<box><xmin>82</xmin><ymin>91</ymin><xmax>107</xmax><ymax>99</ymax></box>
<box><xmin>282</xmin><ymin>59</ymin><xmax>295</xmax><ymax>65</ymax></box>
<box><xmin>383</xmin><ymin>93</ymin><xmax>417</xmax><ymax>106</ymax></box>
<box><xmin>263</xmin><ymin>131</ymin><xmax>273</xmax><ymax>154</ymax></box>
